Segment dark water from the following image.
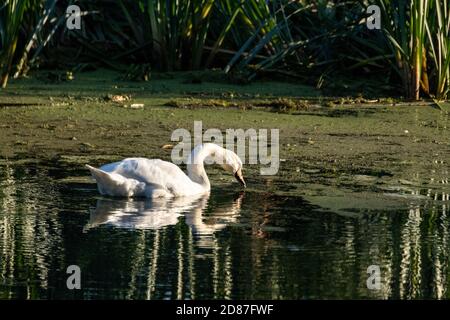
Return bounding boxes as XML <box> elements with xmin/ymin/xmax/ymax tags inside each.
<box><xmin>0</xmin><ymin>163</ymin><xmax>449</xmax><ymax>300</ymax></box>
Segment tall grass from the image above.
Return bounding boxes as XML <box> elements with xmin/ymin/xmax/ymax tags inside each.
<box><xmin>0</xmin><ymin>0</ymin><xmax>30</xmax><ymax>88</ymax></box>
<box><xmin>426</xmin><ymin>0</ymin><xmax>450</xmax><ymax>99</ymax></box>
<box><xmin>116</xmin><ymin>0</ymin><xmax>281</xmax><ymax>71</ymax></box>
<box><xmin>224</xmin><ymin>1</ymin><xmax>379</xmax><ymax>83</ymax></box>
<box><xmin>1</xmin><ymin>0</ymin><xmax>450</xmax><ymax>99</ymax></box>
<box><xmin>377</xmin><ymin>0</ymin><xmax>450</xmax><ymax>99</ymax></box>
<box><xmin>377</xmin><ymin>0</ymin><xmax>428</xmax><ymax>100</ymax></box>
<box><xmin>115</xmin><ymin>0</ymin><xmax>220</xmax><ymax>70</ymax></box>
<box><xmin>0</xmin><ymin>0</ymin><xmax>57</xmax><ymax>88</ymax></box>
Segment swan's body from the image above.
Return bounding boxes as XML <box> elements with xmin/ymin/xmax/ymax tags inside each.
<box><xmin>86</xmin><ymin>143</ymin><xmax>245</xmax><ymax>198</ymax></box>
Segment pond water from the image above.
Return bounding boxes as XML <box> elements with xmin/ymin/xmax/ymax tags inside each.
<box><xmin>0</xmin><ymin>162</ymin><xmax>449</xmax><ymax>299</ymax></box>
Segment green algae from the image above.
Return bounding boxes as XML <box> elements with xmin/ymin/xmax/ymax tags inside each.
<box><xmin>0</xmin><ymin>69</ymin><xmax>449</xmax><ymax>209</ymax></box>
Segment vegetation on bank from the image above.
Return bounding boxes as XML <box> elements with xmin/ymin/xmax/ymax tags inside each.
<box><xmin>1</xmin><ymin>0</ymin><xmax>450</xmax><ymax>100</ymax></box>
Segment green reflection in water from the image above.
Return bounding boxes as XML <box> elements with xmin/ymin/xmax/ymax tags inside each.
<box><xmin>0</xmin><ymin>164</ymin><xmax>449</xmax><ymax>299</ymax></box>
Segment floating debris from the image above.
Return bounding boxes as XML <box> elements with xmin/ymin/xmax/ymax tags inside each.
<box><xmin>160</xmin><ymin>144</ymin><xmax>174</xmax><ymax>150</ymax></box>
<box><xmin>122</xmin><ymin>103</ymin><xmax>144</xmax><ymax>109</ymax></box>
<box><xmin>105</xmin><ymin>94</ymin><xmax>131</xmax><ymax>103</ymax></box>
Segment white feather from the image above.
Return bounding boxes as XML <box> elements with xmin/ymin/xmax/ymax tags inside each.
<box><xmin>86</xmin><ymin>143</ymin><xmax>244</xmax><ymax>198</ymax></box>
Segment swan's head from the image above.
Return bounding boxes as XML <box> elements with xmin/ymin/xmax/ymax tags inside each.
<box><xmin>219</xmin><ymin>149</ymin><xmax>246</xmax><ymax>188</ymax></box>
<box><xmin>190</xmin><ymin>143</ymin><xmax>246</xmax><ymax>188</ymax></box>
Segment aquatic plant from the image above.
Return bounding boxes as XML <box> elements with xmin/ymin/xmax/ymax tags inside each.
<box><xmin>376</xmin><ymin>0</ymin><xmax>450</xmax><ymax>99</ymax></box>
<box><xmin>0</xmin><ymin>0</ymin><xmax>57</xmax><ymax>88</ymax></box>
<box><xmin>224</xmin><ymin>1</ymin><xmax>386</xmax><ymax>86</ymax></box>
<box><xmin>0</xmin><ymin>0</ymin><xmax>30</xmax><ymax>87</ymax></box>
<box><xmin>426</xmin><ymin>0</ymin><xmax>450</xmax><ymax>99</ymax></box>
<box><xmin>116</xmin><ymin>0</ymin><xmax>284</xmax><ymax>71</ymax></box>
<box><xmin>1</xmin><ymin>0</ymin><xmax>450</xmax><ymax>99</ymax></box>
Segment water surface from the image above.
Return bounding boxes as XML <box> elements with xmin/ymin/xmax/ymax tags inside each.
<box><xmin>0</xmin><ymin>163</ymin><xmax>449</xmax><ymax>299</ymax></box>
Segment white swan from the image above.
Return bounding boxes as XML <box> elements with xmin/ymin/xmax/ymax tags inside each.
<box><xmin>86</xmin><ymin>143</ymin><xmax>246</xmax><ymax>198</ymax></box>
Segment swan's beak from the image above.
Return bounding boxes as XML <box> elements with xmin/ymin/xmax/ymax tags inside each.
<box><xmin>234</xmin><ymin>169</ymin><xmax>246</xmax><ymax>188</ymax></box>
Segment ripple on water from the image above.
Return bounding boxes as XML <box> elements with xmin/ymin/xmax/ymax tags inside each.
<box><xmin>1</xmin><ymin>163</ymin><xmax>450</xmax><ymax>299</ymax></box>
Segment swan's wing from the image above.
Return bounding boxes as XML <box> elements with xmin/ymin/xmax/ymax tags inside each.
<box><xmin>100</xmin><ymin>158</ymin><xmax>195</xmax><ymax>195</ymax></box>
<box><xmin>86</xmin><ymin>164</ymin><xmax>146</xmax><ymax>197</ymax></box>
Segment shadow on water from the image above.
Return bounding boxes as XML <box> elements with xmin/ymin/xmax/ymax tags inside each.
<box><xmin>0</xmin><ymin>163</ymin><xmax>450</xmax><ymax>299</ymax></box>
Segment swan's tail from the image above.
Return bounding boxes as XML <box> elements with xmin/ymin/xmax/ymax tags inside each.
<box><xmin>86</xmin><ymin>164</ymin><xmax>143</xmax><ymax>197</ymax></box>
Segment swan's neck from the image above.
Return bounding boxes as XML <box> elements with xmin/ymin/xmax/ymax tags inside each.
<box><xmin>187</xmin><ymin>144</ymin><xmax>223</xmax><ymax>191</ymax></box>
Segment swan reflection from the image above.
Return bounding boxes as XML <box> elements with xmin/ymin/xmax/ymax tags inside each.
<box><xmin>85</xmin><ymin>192</ymin><xmax>244</xmax><ymax>246</ymax></box>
